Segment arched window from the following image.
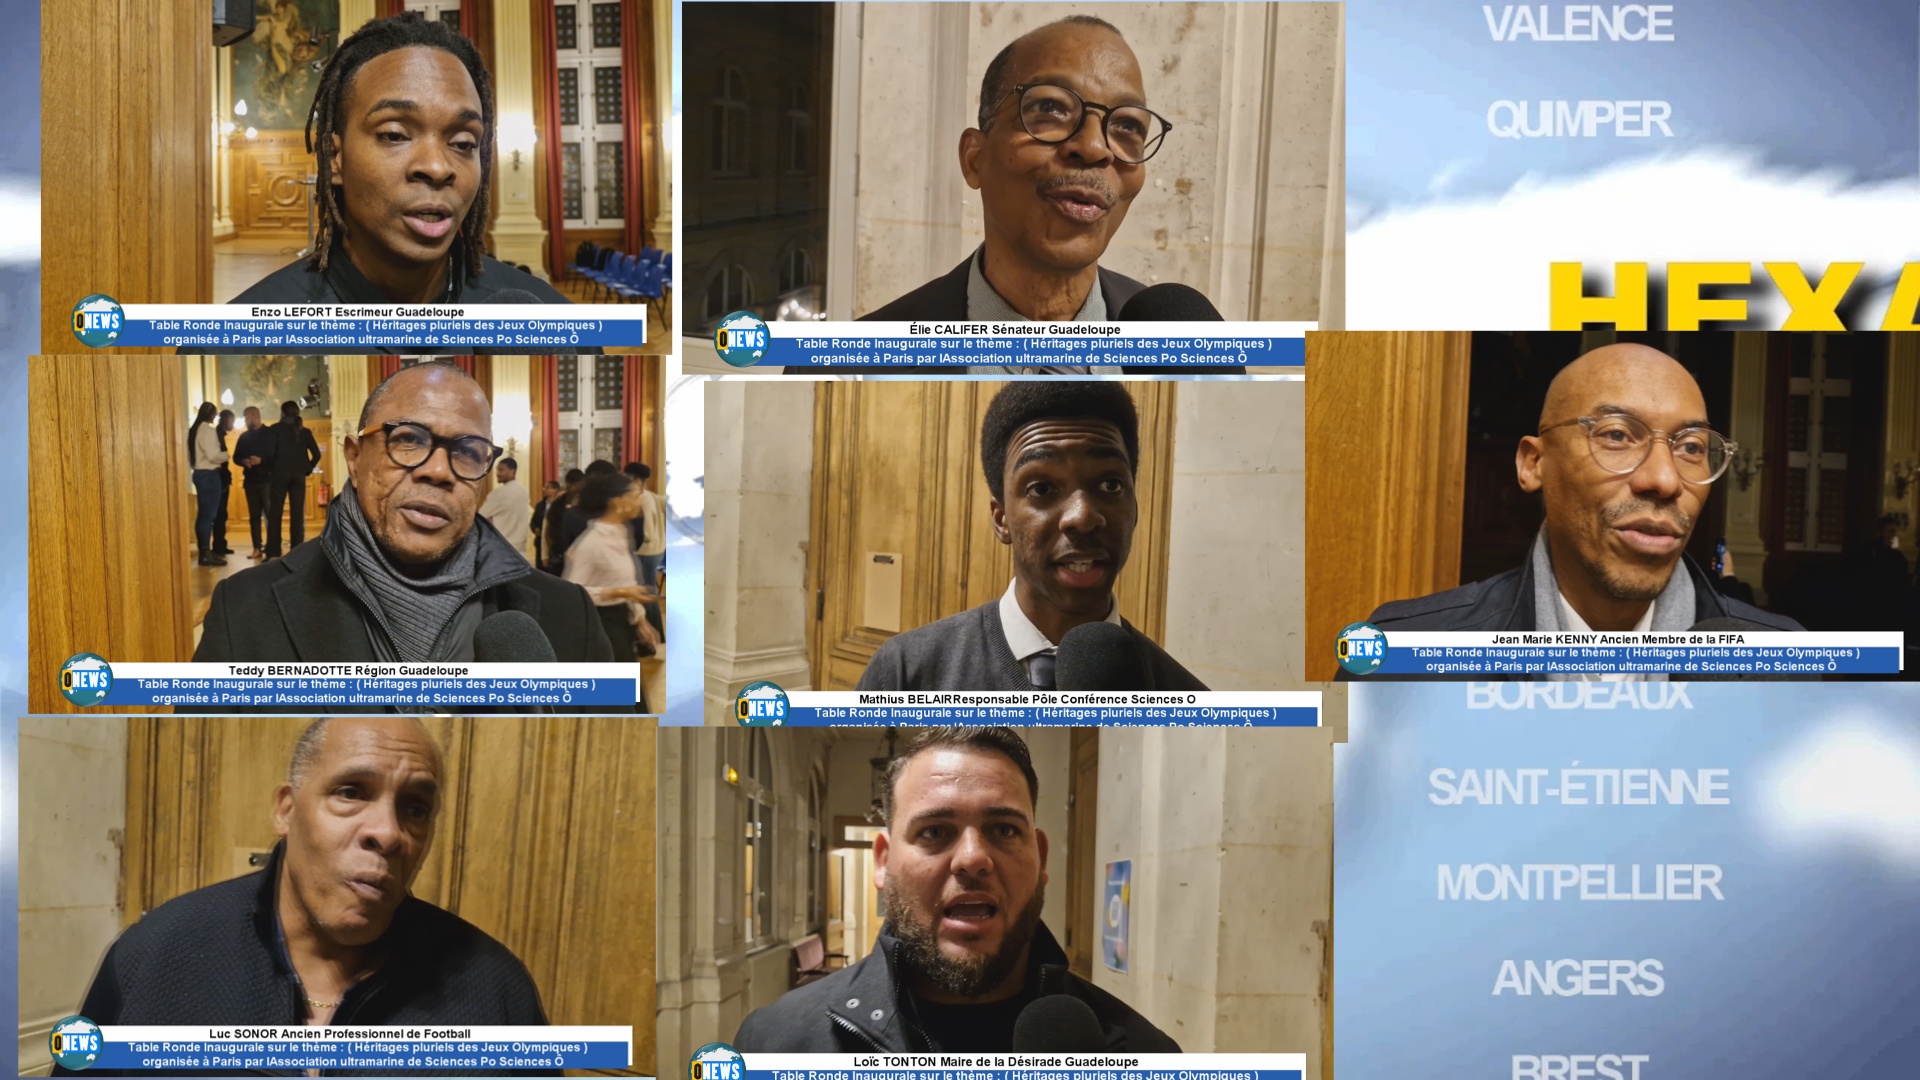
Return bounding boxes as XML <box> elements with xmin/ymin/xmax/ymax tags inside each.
<box><xmin>703</xmin><ymin>264</ymin><xmax>755</xmax><ymax>323</ymax></box>
<box><xmin>779</xmin><ymin>248</ymin><xmax>813</xmax><ymax>296</ymax></box>
<box><xmin>743</xmin><ymin>729</ymin><xmax>776</xmax><ymax>945</ymax></box>
<box><xmin>712</xmin><ymin>66</ymin><xmax>749</xmax><ymax>174</ymax></box>
<box><xmin>783</xmin><ymin>83</ymin><xmax>812</xmax><ymax>174</ymax></box>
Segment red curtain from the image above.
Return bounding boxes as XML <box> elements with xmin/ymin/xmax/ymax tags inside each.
<box><xmin>539</xmin><ymin>356</ymin><xmax>561</xmax><ymax>484</ymax></box>
<box><xmin>377</xmin><ymin>0</ymin><xmax>403</xmax><ymax>17</ymax></box>
<box><xmin>536</xmin><ymin>0</ymin><xmax>568</xmax><ymax>280</ymax></box>
<box><xmin>620</xmin><ymin>0</ymin><xmax>645</xmax><ymax>255</ymax></box>
<box><xmin>621</xmin><ymin>356</ymin><xmax>645</xmax><ymax>470</ymax></box>
<box><xmin>379</xmin><ymin>357</ymin><xmax>404</xmax><ymax>381</ymax></box>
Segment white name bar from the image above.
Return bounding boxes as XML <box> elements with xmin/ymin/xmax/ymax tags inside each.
<box><xmin>1384</xmin><ymin>632</ymin><xmax>1903</xmax><ymax>648</ymax></box>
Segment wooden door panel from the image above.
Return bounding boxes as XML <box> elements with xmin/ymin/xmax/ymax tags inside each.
<box><xmin>124</xmin><ymin>717</ymin><xmax>655</xmax><ymax>1071</ymax></box>
<box><xmin>809</xmin><ymin>382</ymin><xmax>1175</xmax><ymax>690</ymax></box>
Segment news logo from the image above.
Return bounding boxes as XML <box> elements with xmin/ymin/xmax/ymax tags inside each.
<box><xmin>49</xmin><ymin>1016</ymin><xmax>102</xmax><ymax>1071</ymax></box>
<box><xmin>59</xmin><ymin>653</ymin><xmax>113</xmax><ymax>707</ymax></box>
<box><xmin>736</xmin><ymin>681</ymin><xmax>789</xmax><ymax>726</ymax></box>
<box><xmin>689</xmin><ymin>1042</ymin><xmax>744</xmax><ymax>1080</ymax></box>
<box><xmin>1336</xmin><ymin>621</ymin><xmax>1387</xmax><ymax>676</ymax></box>
<box><xmin>715</xmin><ymin>311</ymin><xmax>769</xmax><ymax>367</ymax></box>
<box><xmin>72</xmin><ymin>295</ymin><xmax>125</xmax><ymax>347</ymax></box>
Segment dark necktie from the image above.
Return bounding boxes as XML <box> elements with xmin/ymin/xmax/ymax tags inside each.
<box><xmin>1028</xmin><ymin>652</ymin><xmax>1057</xmax><ymax>690</ymax></box>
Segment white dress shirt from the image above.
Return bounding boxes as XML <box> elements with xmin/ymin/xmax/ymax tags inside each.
<box><xmin>1556</xmin><ymin>591</ymin><xmax>1655</xmax><ymax>682</ymax></box>
<box><xmin>480</xmin><ymin>478</ymin><xmax>532</xmax><ymax>557</ymax></box>
<box><xmin>998</xmin><ymin>578</ymin><xmax>1123</xmax><ymax>685</ymax></box>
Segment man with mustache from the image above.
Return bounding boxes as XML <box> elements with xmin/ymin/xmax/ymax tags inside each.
<box><xmin>195</xmin><ymin>362</ymin><xmax>614</xmax><ymax>680</ymax></box>
<box><xmin>732</xmin><ymin>727</ymin><xmax>1177</xmax><ymax>1052</ymax></box>
<box><xmin>1352</xmin><ymin>343</ymin><xmax>1802</xmax><ymax>679</ymax></box>
<box><xmin>856</xmin><ymin>382</ymin><xmax>1207</xmax><ymax>691</ymax></box>
<box><xmin>58</xmin><ymin>718</ymin><xmax>552</xmax><ymax>1056</ymax></box>
<box><xmin>197</xmin><ymin>13</ymin><xmax>595</xmax><ymax>357</ymax></box>
<box><xmin>788</xmin><ymin>17</ymin><xmax>1235</xmax><ymax>373</ymax></box>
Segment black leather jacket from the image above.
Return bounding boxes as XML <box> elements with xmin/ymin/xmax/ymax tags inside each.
<box><xmin>733</xmin><ymin>922</ymin><xmax>1180</xmax><ymax>1052</ymax></box>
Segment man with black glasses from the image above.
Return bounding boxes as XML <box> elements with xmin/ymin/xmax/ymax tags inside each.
<box><xmin>1356</xmin><ymin>343</ymin><xmax>1803</xmax><ymax>662</ymax></box>
<box><xmin>864</xmin><ymin>16</ymin><xmax>1167</xmax><ymax>324</ymax></box>
<box><xmin>195</xmin><ymin>361</ymin><xmax>614</xmax><ymax>666</ymax></box>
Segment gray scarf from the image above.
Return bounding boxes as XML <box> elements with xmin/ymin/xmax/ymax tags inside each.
<box><xmin>1529</xmin><ymin>527</ymin><xmax>1693</xmax><ymax>681</ymax></box>
<box><xmin>324</xmin><ymin>481</ymin><xmax>481</xmax><ymax>661</ymax></box>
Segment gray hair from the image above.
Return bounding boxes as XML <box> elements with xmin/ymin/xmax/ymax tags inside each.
<box><xmin>288</xmin><ymin>718</ymin><xmax>334</xmax><ymax>791</ymax></box>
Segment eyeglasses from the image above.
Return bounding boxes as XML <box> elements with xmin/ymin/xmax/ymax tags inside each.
<box><xmin>1539</xmin><ymin>414</ymin><xmax>1737</xmax><ymax>485</ymax></box>
<box><xmin>357</xmin><ymin>419</ymin><xmax>502</xmax><ymax>481</ymax></box>
<box><xmin>982</xmin><ymin>83</ymin><xmax>1172</xmax><ymax>165</ymax></box>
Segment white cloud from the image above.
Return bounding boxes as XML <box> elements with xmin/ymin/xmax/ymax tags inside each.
<box><xmin>0</xmin><ymin>177</ymin><xmax>35</xmax><ymax>265</ymax></box>
<box><xmin>1756</xmin><ymin>707</ymin><xmax>1920</xmax><ymax>875</ymax></box>
<box><xmin>65</xmin><ymin>655</ymin><xmax>106</xmax><ymax>671</ymax></box>
<box><xmin>1349</xmin><ymin>149</ymin><xmax>1920</xmax><ymax>329</ymax></box>
<box><xmin>743</xmin><ymin>684</ymin><xmax>783</xmax><ymax>699</ymax></box>
<box><xmin>721</xmin><ymin>312</ymin><xmax>762</xmax><ymax>332</ymax></box>
<box><xmin>79</xmin><ymin>296</ymin><xmax>118</xmax><ymax>313</ymax></box>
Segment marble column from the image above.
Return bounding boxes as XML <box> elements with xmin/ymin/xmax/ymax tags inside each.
<box><xmin>651</xmin><ymin>0</ymin><xmax>674</xmax><ymax>251</ymax></box>
<box><xmin>703</xmin><ymin>382</ymin><xmax>817</xmax><ymax>724</ymax></box>
<box><xmin>491</xmin><ymin>0</ymin><xmax>556</xmax><ymax>277</ymax></box>
<box><xmin>329</xmin><ymin>359</ymin><xmax>370</xmax><ymax>498</ymax></box>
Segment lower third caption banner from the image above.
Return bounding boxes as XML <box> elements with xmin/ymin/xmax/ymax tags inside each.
<box><xmin>82</xmin><ymin>1026</ymin><xmax>631</xmax><ymax>1071</ymax></box>
<box><xmin>73</xmin><ymin>662</ymin><xmax>641</xmax><ymax>709</ymax></box>
<box><xmin>737</xmin><ymin>690</ymin><xmax>1323</xmax><ymax>726</ymax></box>
<box><xmin>739</xmin><ymin>1054</ymin><xmax>1306</xmax><ymax>1080</ymax></box>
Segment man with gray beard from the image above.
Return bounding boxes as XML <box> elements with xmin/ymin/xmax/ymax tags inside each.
<box><xmin>732</xmin><ymin>727</ymin><xmax>1177</xmax><ymax>1052</ymax></box>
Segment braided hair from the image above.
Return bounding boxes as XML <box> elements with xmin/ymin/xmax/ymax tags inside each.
<box><xmin>305</xmin><ymin>11</ymin><xmax>495</xmax><ymax>281</ymax></box>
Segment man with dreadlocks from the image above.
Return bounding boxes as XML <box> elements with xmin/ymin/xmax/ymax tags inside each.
<box><xmin>224</xmin><ymin>13</ymin><xmax>579</xmax><ymax>321</ymax></box>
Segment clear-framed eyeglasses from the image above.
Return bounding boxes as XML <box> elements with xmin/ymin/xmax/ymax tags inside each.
<box><xmin>982</xmin><ymin>83</ymin><xmax>1172</xmax><ymax>164</ymax></box>
<box><xmin>1539</xmin><ymin>414</ymin><xmax>1737</xmax><ymax>485</ymax></box>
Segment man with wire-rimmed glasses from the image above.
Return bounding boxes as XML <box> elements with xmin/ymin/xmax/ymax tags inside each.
<box><xmin>1351</xmin><ymin>343</ymin><xmax>1802</xmax><ymax>678</ymax></box>
<box><xmin>858</xmin><ymin>17</ymin><xmax>1170</xmax><ymax>327</ymax></box>
<box><xmin>195</xmin><ymin>361</ymin><xmax>616</xmax><ymax>680</ymax></box>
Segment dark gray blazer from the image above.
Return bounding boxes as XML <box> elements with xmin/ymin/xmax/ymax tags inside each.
<box><xmin>783</xmin><ymin>250</ymin><xmax>1242</xmax><ymax>373</ymax></box>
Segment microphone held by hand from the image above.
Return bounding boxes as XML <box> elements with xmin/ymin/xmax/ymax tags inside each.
<box><xmin>1116</xmin><ymin>282</ymin><xmax>1225</xmax><ymax>322</ymax></box>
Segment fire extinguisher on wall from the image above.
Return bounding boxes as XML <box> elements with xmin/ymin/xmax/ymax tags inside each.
<box><xmin>316</xmin><ymin>476</ymin><xmax>331</xmax><ymax>507</ymax></box>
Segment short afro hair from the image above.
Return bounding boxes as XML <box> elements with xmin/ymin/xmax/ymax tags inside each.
<box><xmin>977</xmin><ymin>15</ymin><xmax>1126</xmax><ymax>130</ymax></box>
<box><xmin>980</xmin><ymin>381</ymin><xmax>1139</xmax><ymax>502</ymax></box>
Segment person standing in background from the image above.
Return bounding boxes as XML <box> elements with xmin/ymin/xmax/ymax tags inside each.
<box><xmin>625</xmin><ymin>461</ymin><xmax>666</xmax><ymax>642</ymax></box>
<box><xmin>267</xmin><ymin>399</ymin><xmax>323</xmax><ymax>558</ymax></box>
<box><xmin>234</xmin><ymin>405</ymin><xmax>275</xmax><ymax>561</ymax></box>
<box><xmin>214</xmin><ymin>410</ymin><xmax>238</xmax><ymax>558</ymax></box>
<box><xmin>531</xmin><ymin>479</ymin><xmax>563</xmax><ymax>568</ymax></box>
<box><xmin>479</xmin><ymin>456</ymin><xmax>533</xmax><ymax>561</ymax></box>
<box><xmin>189</xmin><ymin>402</ymin><xmax>229</xmax><ymax>567</ymax></box>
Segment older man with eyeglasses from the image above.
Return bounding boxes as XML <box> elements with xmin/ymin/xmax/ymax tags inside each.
<box><xmin>1348</xmin><ymin>343</ymin><xmax>1803</xmax><ymax>681</ymax></box>
<box><xmin>788</xmin><ymin>17</ymin><xmax>1227</xmax><ymax>374</ymax></box>
<box><xmin>194</xmin><ymin>361</ymin><xmax>615</xmax><ymax>682</ymax></box>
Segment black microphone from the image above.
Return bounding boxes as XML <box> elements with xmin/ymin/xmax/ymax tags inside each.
<box><xmin>488</xmin><ymin>288</ymin><xmax>543</xmax><ymax>304</ymax></box>
<box><xmin>473</xmin><ymin>610</ymin><xmax>558</xmax><ymax>664</ymax></box>
<box><xmin>1011</xmin><ymin>994</ymin><xmax>1108</xmax><ymax>1053</ymax></box>
<box><xmin>1116</xmin><ymin>282</ymin><xmax>1225</xmax><ymax>322</ymax></box>
<box><xmin>1681</xmin><ymin>617</ymin><xmax>1796</xmax><ymax>680</ymax></box>
<box><xmin>1054</xmin><ymin>621</ymin><xmax>1150</xmax><ymax>691</ymax></box>
<box><xmin>1114</xmin><ymin>283</ymin><xmax>1239</xmax><ymax>372</ymax></box>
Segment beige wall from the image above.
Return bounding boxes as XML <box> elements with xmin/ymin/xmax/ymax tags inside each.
<box><xmin>1093</xmin><ymin>728</ymin><xmax>1331</xmax><ymax>1071</ymax></box>
<box><xmin>704</xmin><ymin>381</ymin><xmax>819</xmax><ymax>723</ymax></box>
<box><xmin>17</xmin><ymin>720</ymin><xmax>129</xmax><ymax>1077</ymax></box>
<box><xmin>1165</xmin><ymin>380</ymin><xmax>1306</xmax><ymax>687</ymax></box>
<box><xmin>845</xmin><ymin>2</ymin><xmax>1343</xmax><ymax>322</ymax></box>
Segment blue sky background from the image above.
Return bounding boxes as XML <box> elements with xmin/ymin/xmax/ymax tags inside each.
<box><xmin>1349</xmin><ymin>0</ymin><xmax>1920</xmax><ymax>218</ymax></box>
<box><xmin>1337</xmin><ymin>683</ymin><xmax>1920</xmax><ymax>1078</ymax></box>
